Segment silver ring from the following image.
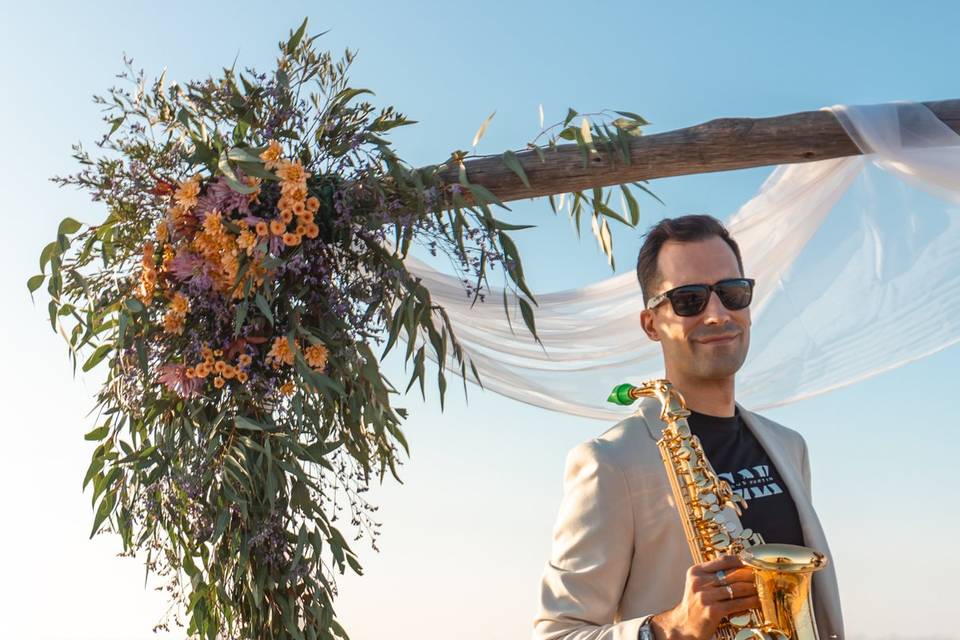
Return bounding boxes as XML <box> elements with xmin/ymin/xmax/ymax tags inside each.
<box><xmin>715</xmin><ymin>570</ymin><xmax>727</xmax><ymax>586</ymax></box>
<box><xmin>725</xmin><ymin>585</ymin><xmax>735</xmax><ymax>600</ymax></box>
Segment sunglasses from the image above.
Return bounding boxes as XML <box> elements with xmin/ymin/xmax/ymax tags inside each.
<box><xmin>645</xmin><ymin>278</ymin><xmax>755</xmax><ymax>317</ymax></box>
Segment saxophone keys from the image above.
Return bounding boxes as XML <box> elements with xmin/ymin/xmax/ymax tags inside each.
<box><xmin>699</xmin><ymin>492</ymin><xmax>718</xmax><ymax>508</ymax></box>
<box><xmin>710</xmin><ymin>531</ymin><xmax>731</xmax><ymax>549</ymax></box>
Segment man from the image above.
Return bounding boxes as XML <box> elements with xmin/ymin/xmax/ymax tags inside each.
<box><xmin>533</xmin><ymin>215</ymin><xmax>843</xmax><ymax>640</ymax></box>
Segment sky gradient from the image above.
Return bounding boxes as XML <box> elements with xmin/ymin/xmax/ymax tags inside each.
<box><xmin>1</xmin><ymin>2</ymin><xmax>956</xmax><ymax>639</ymax></box>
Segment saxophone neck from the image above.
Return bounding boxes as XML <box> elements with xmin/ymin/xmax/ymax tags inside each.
<box><xmin>607</xmin><ymin>379</ymin><xmax>691</xmax><ymax>423</ymax></box>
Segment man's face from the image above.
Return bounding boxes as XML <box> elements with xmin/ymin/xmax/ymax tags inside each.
<box><xmin>640</xmin><ymin>236</ymin><xmax>751</xmax><ymax>382</ymax></box>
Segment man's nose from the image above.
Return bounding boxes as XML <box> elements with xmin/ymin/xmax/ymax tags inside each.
<box><xmin>701</xmin><ymin>290</ymin><xmax>732</xmax><ymax>324</ymax></box>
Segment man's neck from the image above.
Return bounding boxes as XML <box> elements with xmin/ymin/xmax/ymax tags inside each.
<box><xmin>665</xmin><ymin>371</ymin><xmax>736</xmax><ymax>418</ymax></box>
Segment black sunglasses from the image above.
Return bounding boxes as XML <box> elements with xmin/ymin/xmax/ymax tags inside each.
<box><xmin>646</xmin><ymin>278</ymin><xmax>755</xmax><ymax>317</ymax></box>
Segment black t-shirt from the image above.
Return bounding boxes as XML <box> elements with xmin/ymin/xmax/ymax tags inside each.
<box><xmin>686</xmin><ymin>409</ymin><xmax>805</xmax><ymax>547</ymax></box>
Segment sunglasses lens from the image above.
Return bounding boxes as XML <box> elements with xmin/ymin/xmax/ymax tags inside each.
<box><xmin>715</xmin><ymin>279</ymin><xmax>753</xmax><ymax>310</ymax></box>
<box><xmin>669</xmin><ymin>286</ymin><xmax>710</xmax><ymax>316</ymax></box>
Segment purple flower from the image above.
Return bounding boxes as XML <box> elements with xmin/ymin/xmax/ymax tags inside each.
<box><xmin>196</xmin><ymin>174</ymin><xmax>254</xmax><ymax>219</ymax></box>
<box><xmin>168</xmin><ymin>249</ymin><xmax>202</xmax><ymax>281</ymax></box>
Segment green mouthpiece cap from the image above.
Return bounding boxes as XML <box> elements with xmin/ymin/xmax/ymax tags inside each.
<box><xmin>607</xmin><ymin>383</ymin><xmax>637</xmax><ymax>406</ymax></box>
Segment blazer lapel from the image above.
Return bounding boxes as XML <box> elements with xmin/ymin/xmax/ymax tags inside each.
<box><xmin>738</xmin><ymin>406</ymin><xmax>844</xmax><ymax>639</ymax></box>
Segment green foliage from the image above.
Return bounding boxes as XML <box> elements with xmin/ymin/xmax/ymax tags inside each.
<box><xmin>30</xmin><ymin>18</ymin><xmax>654</xmax><ymax>640</ymax></box>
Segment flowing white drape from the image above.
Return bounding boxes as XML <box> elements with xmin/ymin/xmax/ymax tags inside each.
<box><xmin>406</xmin><ymin>102</ymin><xmax>960</xmax><ymax>420</ymax></box>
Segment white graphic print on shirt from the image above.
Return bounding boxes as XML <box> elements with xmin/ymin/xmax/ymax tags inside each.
<box><xmin>718</xmin><ymin>465</ymin><xmax>783</xmax><ymax>501</ymax></box>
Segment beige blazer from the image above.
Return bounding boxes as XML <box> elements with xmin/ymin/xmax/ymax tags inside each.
<box><xmin>533</xmin><ymin>398</ymin><xmax>843</xmax><ymax>640</ymax></box>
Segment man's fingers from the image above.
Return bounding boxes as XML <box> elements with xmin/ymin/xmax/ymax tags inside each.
<box><xmin>702</xmin><ymin>582</ymin><xmax>757</xmax><ymax>604</ymax></box>
<box><xmin>695</xmin><ymin>555</ymin><xmax>745</xmax><ymax>574</ymax></box>
<box><xmin>692</xmin><ymin>566</ymin><xmax>756</xmax><ymax>589</ymax></box>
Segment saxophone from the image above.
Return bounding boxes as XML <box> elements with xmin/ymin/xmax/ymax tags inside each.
<box><xmin>607</xmin><ymin>380</ymin><xmax>827</xmax><ymax>640</ymax></box>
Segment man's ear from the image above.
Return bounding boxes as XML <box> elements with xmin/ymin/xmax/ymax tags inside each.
<box><xmin>640</xmin><ymin>309</ymin><xmax>660</xmax><ymax>342</ymax></box>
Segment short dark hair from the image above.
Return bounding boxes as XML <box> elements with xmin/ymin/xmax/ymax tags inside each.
<box><xmin>636</xmin><ymin>214</ymin><xmax>744</xmax><ymax>304</ymax></box>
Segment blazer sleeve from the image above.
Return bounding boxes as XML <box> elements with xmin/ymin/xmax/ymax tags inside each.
<box><xmin>533</xmin><ymin>441</ymin><xmax>649</xmax><ymax>640</ymax></box>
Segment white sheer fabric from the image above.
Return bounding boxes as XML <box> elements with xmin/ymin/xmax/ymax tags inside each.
<box><xmin>406</xmin><ymin>102</ymin><xmax>960</xmax><ymax>420</ymax></box>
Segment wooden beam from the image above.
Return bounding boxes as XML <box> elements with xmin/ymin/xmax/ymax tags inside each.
<box><xmin>437</xmin><ymin>99</ymin><xmax>960</xmax><ymax>205</ymax></box>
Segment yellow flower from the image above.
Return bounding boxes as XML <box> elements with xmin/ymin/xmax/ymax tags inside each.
<box><xmin>260</xmin><ymin>140</ymin><xmax>283</xmax><ymax>170</ymax></box>
<box><xmin>279</xmin><ymin>381</ymin><xmax>295</xmax><ymax>396</ymax></box>
<box><xmin>305</xmin><ymin>344</ymin><xmax>329</xmax><ymax>370</ymax></box>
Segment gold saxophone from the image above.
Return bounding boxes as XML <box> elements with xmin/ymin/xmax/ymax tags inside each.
<box><xmin>607</xmin><ymin>380</ymin><xmax>827</xmax><ymax>640</ymax></box>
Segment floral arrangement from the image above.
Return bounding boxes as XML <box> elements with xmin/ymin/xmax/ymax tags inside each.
<box><xmin>29</xmin><ymin>19</ymin><xmax>650</xmax><ymax>640</ymax></box>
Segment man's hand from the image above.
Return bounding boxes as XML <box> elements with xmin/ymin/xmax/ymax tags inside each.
<box><xmin>648</xmin><ymin>555</ymin><xmax>760</xmax><ymax>640</ymax></box>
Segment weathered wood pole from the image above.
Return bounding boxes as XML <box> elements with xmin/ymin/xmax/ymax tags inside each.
<box><xmin>435</xmin><ymin>99</ymin><xmax>960</xmax><ymax>204</ymax></box>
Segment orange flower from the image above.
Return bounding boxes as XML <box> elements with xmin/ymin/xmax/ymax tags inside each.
<box><xmin>238</xmin><ymin>353</ymin><xmax>252</xmax><ymax>367</ymax></box>
<box><xmin>282</xmin><ymin>232</ymin><xmax>301</xmax><ymax>247</ymax></box>
<box><xmin>305</xmin><ymin>196</ymin><xmax>320</xmax><ymax>212</ymax></box>
<box><xmin>222</xmin><ymin>365</ymin><xmax>236</xmax><ymax>379</ymax></box>
<box><xmin>295</xmin><ymin>223</ymin><xmax>308</xmax><ymax>236</ymax></box>
<box><xmin>255</xmin><ymin>221</ymin><xmax>269</xmax><ymax>236</ymax></box>
<box><xmin>279</xmin><ymin>381</ymin><xmax>295</xmax><ymax>396</ymax></box>
<box><xmin>297</xmin><ymin>210</ymin><xmax>314</xmax><ymax>224</ymax></box>
<box><xmin>280</xmin><ymin>209</ymin><xmax>294</xmax><ymax>224</ymax></box>
<box><xmin>292</xmin><ymin>200</ymin><xmax>306</xmax><ymax>216</ymax></box>
<box><xmin>170</xmin><ymin>292</ymin><xmax>190</xmax><ymax>316</ymax></box>
<box><xmin>305</xmin><ymin>223</ymin><xmax>320</xmax><ymax>239</ymax></box>
<box><xmin>260</xmin><ymin>140</ymin><xmax>283</xmax><ymax>170</ymax></box>
<box><xmin>277</xmin><ymin>197</ymin><xmax>293</xmax><ymax>211</ymax></box>
<box><xmin>195</xmin><ymin>362</ymin><xmax>211</xmax><ymax>378</ymax></box>
<box><xmin>237</xmin><ymin>371</ymin><xmax>249</xmax><ymax>383</ymax></box>
<box><xmin>156</xmin><ymin>220</ymin><xmax>170</xmax><ymax>245</ymax></box>
<box><xmin>282</xmin><ymin>183</ymin><xmax>308</xmax><ymax>201</ymax></box>
<box><xmin>163</xmin><ymin>310</ymin><xmax>185</xmax><ymax>335</ymax></box>
<box><xmin>174</xmin><ymin>175</ymin><xmax>201</xmax><ymax>210</ymax></box>
<box><xmin>269</xmin><ymin>219</ymin><xmax>286</xmax><ymax>236</ymax></box>
<box><xmin>213</xmin><ymin>376</ymin><xmax>225</xmax><ymax>389</ymax></box>
<box><xmin>305</xmin><ymin>343</ymin><xmax>329</xmax><ymax>370</ymax></box>
<box><xmin>266</xmin><ymin>336</ymin><xmax>296</xmax><ymax>367</ymax></box>
<box><xmin>275</xmin><ymin>159</ymin><xmax>310</xmax><ymax>184</ymax></box>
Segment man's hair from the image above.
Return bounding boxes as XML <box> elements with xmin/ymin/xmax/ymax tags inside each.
<box><xmin>635</xmin><ymin>214</ymin><xmax>744</xmax><ymax>304</ymax></box>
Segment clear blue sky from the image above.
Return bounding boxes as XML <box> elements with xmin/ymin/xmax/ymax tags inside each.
<box><xmin>1</xmin><ymin>2</ymin><xmax>956</xmax><ymax>639</ymax></box>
